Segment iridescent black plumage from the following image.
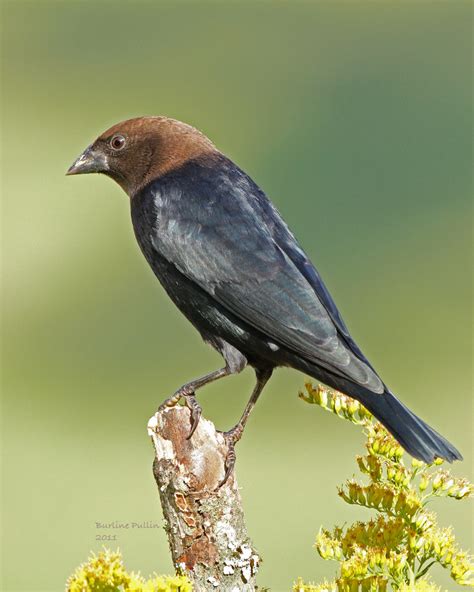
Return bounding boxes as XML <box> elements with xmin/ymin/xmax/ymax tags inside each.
<box><xmin>68</xmin><ymin>116</ymin><xmax>462</xmax><ymax>466</ymax></box>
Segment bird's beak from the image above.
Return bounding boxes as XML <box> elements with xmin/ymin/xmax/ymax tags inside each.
<box><xmin>66</xmin><ymin>146</ymin><xmax>108</xmax><ymax>176</ymax></box>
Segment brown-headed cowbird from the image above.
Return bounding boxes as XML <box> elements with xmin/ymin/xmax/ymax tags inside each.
<box><xmin>67</xmin><ymin>116</ymin><xmax>461</xmax><ymax>482</ymax></box>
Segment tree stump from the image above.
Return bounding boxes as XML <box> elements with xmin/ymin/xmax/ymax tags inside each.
<box><xmin>148</xmin><ymin>405</ymin><xmax>261</xmax><ymax>591</ymax></box>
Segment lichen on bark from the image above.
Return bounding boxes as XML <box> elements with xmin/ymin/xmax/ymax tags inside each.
<box><xmin>148</xmin><ymin>405</ymin><xmax>260</xmax><ymax>591</ymax></box>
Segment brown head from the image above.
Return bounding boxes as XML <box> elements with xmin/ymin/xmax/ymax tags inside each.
<box><xmin>66</xmin><ymin>116</ymin><xmax>217</xmax><ymax>196</ymax></box>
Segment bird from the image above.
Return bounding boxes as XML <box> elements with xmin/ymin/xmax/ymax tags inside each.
<box><xmin>67</xmin><ymin>116</ymin><xmax>462</xmax><ymax>484</ymax></box>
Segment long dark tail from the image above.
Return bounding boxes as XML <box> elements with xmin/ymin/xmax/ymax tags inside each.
<box><xmin>358</xmin><ymin>389</ymin><xmax>462</xmax><ymax>463</ymax></box>
<box><xmin>288</xmin><ymin>355</ymin><xmax>462</xmax><ymax>463</ymax></box>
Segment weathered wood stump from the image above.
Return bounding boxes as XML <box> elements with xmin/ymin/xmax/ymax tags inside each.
<box><xmin>148</xmin><ymin>405</ymin><xmax>260</xmax><ymax>591</ymax></box>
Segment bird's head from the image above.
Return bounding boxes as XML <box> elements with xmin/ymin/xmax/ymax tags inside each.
<box><xmin>66</xmin><ymin>116</ymin><xmax>216</xmax><ymax>196</ymax></box>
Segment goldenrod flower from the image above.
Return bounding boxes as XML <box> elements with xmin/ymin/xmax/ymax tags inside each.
<box><xmin>300</xmin><ymin>383</ymin><xmax>474</xmax><ymax>591</ymax></box>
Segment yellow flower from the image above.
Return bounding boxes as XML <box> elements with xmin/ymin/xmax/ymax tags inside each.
<box><xmin>300</xmin><ymin>383</ymin><xmax>473</xmax><ymax>592</ymax></box>
<box><xmin>66</xmin><ymin>548</ymin><xmax>192</xmax><ymax>592</ymax></box>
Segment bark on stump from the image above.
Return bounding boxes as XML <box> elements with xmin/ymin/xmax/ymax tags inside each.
<box><xmin>148</xmin><ymin>405</ymin><xmax>260</xmax><ymax>591</ymax></box>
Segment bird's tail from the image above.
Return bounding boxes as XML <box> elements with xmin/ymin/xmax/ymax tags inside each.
<box><xmin>357</xmin><ymin>389</ymin><xmax>462</xmax><ymax>464</ymax></box>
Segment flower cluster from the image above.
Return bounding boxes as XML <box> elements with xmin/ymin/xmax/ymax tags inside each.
<box><xmin>66</xmin><ymin>548</ymin><xmax>192</xmax><ymax>592</ymax></box>
<box><xmin>300</xmin><ymin>383</ymin><xmax>372</xmax><ymax>426</ymax></box>
<box><xmin>296</xmin><ymin>383</ymin><xmax>473</xmax><ymax>591</ymax></box>
<box><xmin>293</xmin><ymin>576</ymin><xmax>441</xmax><ymax>592</ymax></box>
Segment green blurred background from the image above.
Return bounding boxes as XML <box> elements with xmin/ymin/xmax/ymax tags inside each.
<box><xmin>1</xmin><ymin>1</ymin><xmax>472</xmax><ymax>590</ymax></box>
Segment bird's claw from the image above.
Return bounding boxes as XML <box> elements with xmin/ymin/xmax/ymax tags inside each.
<box><xmin>157</xmin><ymin>392</ymin><xmax>182</xmax><ymax>413</ymax></box>
<box><xmin>184</xmin><ymin>394</ymin><xmax>202</xmax><ymax>440</ymax></box>
<box><xmin>157</xmin><ymin>389</ymin><xmax>202</xmax><ymax>440</ymax></box>
<box><xmin>216</xmin><ymin>426</ymin><xmax>243</xmax><ymax>489</ymax></box>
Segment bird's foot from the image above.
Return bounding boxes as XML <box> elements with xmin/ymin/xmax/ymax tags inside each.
<box><xmin>216</xmin><ymin>425</ymin><xmax>244</xmax><ymax>489</ymax></box>
<box><xmin>158</xmin><ymin>388</ymin><xmax>202</xmax><ymax>440</ymax></box>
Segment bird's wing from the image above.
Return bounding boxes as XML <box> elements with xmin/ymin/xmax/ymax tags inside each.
<box><xmin>264</xmin><ymin>198</ymin><xmax>377</xmax><ymax>370</ymax></box>
<box><xmin>149</xmin><ymin>158</ymin><xmax>384</xmax><ymax>393</ymax></box>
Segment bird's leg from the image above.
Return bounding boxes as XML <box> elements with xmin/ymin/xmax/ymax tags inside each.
<box><xmin>158</xmin><ymin>367</ymin><xmax>230</xmax><ymax>439</ymax></box>
<box><xmin>218</xmin><ymin>368</ymin><xmax>272</xmax><ymax>488</ymax></box>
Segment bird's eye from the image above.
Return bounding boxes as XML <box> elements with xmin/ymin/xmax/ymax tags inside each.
<box><xmin>110</xmin><ymin>135</ymin><xmax>126</xmax><ymax>151</ymax></box>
